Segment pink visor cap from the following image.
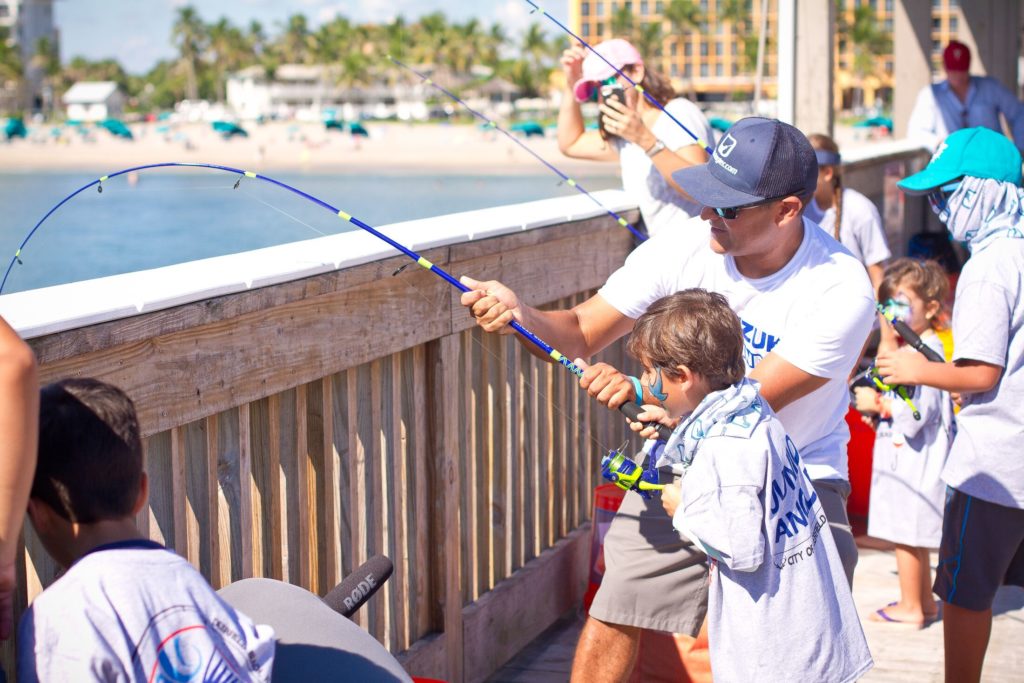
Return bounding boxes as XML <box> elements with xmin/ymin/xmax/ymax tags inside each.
<box><xmin>572</xmin><ymin>39</ymin><xmax>644</xmax><ymax>102</ymax></box>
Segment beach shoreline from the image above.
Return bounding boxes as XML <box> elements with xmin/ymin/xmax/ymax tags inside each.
<box><xmin>0</xmin><ymin>120</ymin><xmax>620</xmax><ymax>177</ymax></box>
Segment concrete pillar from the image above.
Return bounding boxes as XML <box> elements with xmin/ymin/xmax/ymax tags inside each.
<box><xmin>776</xmin><ymin>0</ymin><xmax>835</xmax><ymax>136</ymax></box>
<box><xmin>958</xmin><ymin>0</ymin><xmax>1021</xmax><ymax>92</ymax></box>
<box><xmin>892</xmin><ymin>0</ymin><xmax>932</xmax><ymax>140</ymax></box>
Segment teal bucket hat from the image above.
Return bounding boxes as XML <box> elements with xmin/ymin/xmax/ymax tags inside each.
<box><xmin>898</xmin><ymin>127</ymin><xmax>1023</xmax><ymax>195</ymax></box>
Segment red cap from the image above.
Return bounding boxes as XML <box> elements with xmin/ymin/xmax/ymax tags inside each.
<box><xmin>943</xmin><ymin>41</ymin><xmax>971</xmax><ymax>72</ymax></box>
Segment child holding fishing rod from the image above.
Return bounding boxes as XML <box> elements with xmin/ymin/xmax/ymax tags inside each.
<box><xmin>877</xmin><ymin>127</ymin><xmax>1024</xmax><ymax>683</ymax></box>
<box><xmin>598</xmin><ymin>288</ymin><xmax>873</xmax><ymax>682</ymax></box>
<box><xmin>556</xmin><ymin>38</ymin><xmax>715</xmax><ymax>237</ymax></box>
<box><xmin>853</xmin><ymin>258</ymin><xmax>953</xmax><ymax>628</ymax></box>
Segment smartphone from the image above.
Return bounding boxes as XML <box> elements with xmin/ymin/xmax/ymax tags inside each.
<box><xmin>599</xmin><ymin>84</ymin><xmax>626</xmax><ymax>139</ymax></box>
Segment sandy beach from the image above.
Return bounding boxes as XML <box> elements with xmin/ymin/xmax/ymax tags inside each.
<box><xmin>0</xmin><ymin>120</ymin><xmax>619</xmax><ymax>177</ymax></box>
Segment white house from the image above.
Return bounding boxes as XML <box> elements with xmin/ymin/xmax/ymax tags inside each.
<box><xmin>63</xmin><ymin>81</ymin><xmax>124</xmax><ymax>121</ymax></box>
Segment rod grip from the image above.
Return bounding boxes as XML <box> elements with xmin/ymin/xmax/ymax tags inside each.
<box><xmin>891</xmin><ymin>319</ymin><xmax>945</xmax><ymax>363</ymax></box>
<box><xmin>618</xmin><ymin>401</ymin><xmax>673</xmax><ymax>441</ymax></box>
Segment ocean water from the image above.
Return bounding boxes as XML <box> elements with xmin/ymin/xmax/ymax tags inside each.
<box><xmin>0</xmin><ymin>170</ymin><xmax>621</xmax><ymax>294</ymax></box>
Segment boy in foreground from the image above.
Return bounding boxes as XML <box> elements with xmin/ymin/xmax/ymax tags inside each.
<box><xmin>18</xmin><ymin>378</ymin><xmax>275</xmax><ymax>682</ymax></box>
<box><xmin>594</xmin><ymin>289</ymin><xmax>872</xmax><ymax>681</ymax></box>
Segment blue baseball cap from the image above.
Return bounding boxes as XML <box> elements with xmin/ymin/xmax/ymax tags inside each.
<box><xmin>672</xmin><ymin>117</ymin><xmax>818</xmax><ymax>208</ymax></box>
<box><xmin>898</xmin><ymin>127</ymin><xmax>1023</xmax><ymax>194</ymax></box>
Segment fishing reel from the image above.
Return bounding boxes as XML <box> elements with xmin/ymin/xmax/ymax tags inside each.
<box><xmin>853</xmin><ymin>367</ymin><xmax>921</xmax><ymax>421</ymax></box>
<box><xmin>601</xmin><ymin>447</ymin><xmax>664</xmax><ymax>499</ymax></box>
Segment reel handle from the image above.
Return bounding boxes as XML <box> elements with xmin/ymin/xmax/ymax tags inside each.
<box><xmin>890</xmin><ymin>318</ymin><xmax>945</xmax><ymax>363</ymax></box>
<box><xmin>619</xmin><ymin>401</ymin><xmax>673</xmax><ymax>441</ymax></box>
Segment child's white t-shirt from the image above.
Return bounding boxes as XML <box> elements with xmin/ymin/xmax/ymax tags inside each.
<box><xmin>805</xmin><ymin>188</ymin><xmax>892</xmax><ymax>267</ymax></box>
<box><xmin>614</xmin><ymin>98</ymin><xmax>715</xmax><ymax>237</ymax></box>
<box><xmin>598</xmin><ymin>215</ymin><xmax>876</xmax><ymax>482</ymax></box>
<box><xmin>18</xmin><ymin>542</ymin><xmax>275</xmax><ymax>682</ymax></box>
<box><xmin>674</xmin><ymin>400</ymin><xmax>873</xmax><ymax>682</ymax></box>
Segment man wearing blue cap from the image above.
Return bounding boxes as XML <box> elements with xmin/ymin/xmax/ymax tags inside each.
<box><xmin>878</xmin><ymin>127</ymin><xmax>1024</xmax><ymax>683</ymax></box>
<box><xmin>461</xmin><ymin>117</ymin><xmax>875</xmax><ymax>681</ymax></box>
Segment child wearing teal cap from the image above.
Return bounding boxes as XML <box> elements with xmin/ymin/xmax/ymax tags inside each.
<box><xmin>879</xmin><ymin>127</ymin><xmax>1024</xmax><ymax>683</ymax></box>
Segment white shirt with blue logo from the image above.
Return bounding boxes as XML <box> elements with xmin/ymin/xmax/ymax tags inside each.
<box><xmin>672</xmin><ymin>399</ymin><xmax>873</xmax><ymax>682</ymax></box>
<box><xmin>18</xmin><ymin>544</ymin><xmax>275</xmax><ymax>682</ymax></box>
<box><xmin>598</xmin><ymin>214</ymin><xmax>876</xmax><ymax>482</ymax></box>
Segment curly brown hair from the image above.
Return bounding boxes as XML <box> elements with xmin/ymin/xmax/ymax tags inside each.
<box><xmin>878</xmin><ymin>258</ymin><xmax>950</xmax><ymax>330</ymax></box>
<box><xmin>627</xmin><ymin>289</ymin><xmax>746</xmax><ymax>391</ymax></box>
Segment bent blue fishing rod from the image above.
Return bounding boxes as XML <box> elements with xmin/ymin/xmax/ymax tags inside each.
<box><xmin>523</xmin><ymin>0</ymin><xmax>714</xmax><ymax>156</ymax></box>
<box><xmin>2</xmin><ymin>162</ymin><xmax>671</xmax><ymax>439</ymax></box>
<box><xmin>389</xmin><ymin>55</ymin><xmax>647</xmax><ymax>243</ymax></box>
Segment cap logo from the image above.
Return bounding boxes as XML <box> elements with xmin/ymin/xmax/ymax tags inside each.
<box><xmin>718</xmin><ymin>133</ymin><xmax>738</xmax><ymax>158</ymax></box>
<box><xmin>931</xmin><ymin>141</ymin><xmax>948</xmax><ymax>164</ymax></box>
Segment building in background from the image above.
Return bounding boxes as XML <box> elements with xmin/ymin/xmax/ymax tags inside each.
<box><xmin>0</xmin><ymin>0</ymin><xmax>58</xmax><ymax>111</ymax></box>
<box><xmin>63</xmin><ymin>80</ymin><xmax>124</xmax><ymax>121</ymax></box>
<box><xmin>567</xmin><ymin>0</ymin><xmax>963</xmax><ymax>111</ymax></box>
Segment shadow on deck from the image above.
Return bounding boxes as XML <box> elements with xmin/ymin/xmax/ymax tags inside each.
<box><xmin>487</xmin><ymin>545</ymin><xmax>1024</xmax><ymax>682</ymax></box>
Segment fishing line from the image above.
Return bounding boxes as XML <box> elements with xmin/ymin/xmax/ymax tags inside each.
<box><xmin>388</xmin><ymin>55</ymin><xmax>648</xmax><ymax>242</ymax></box>
<box><xmin>523</xmin><ymin>0</ymin><xmax>714</xmax><ymax>155</ymax></box>
<box><xmin>3</xmin><ymin>162</ymin><xmax>670</xmax><ymax>439</ymax></box>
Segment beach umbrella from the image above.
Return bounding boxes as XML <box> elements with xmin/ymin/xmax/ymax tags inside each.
<box><xmin>4</xmin><ymin>118</ymin><xmax>26</xmax><ymax>140</ymax></box>
<box><xmin>349</xmin><ymin>121</ymin><xmax>369</xmax><ymax>137</ymax></box>
<box><xmin>510</xmin><ymin>120</ymin><xmax>544</xmax><ymax>137</ymax></box>
<box><xmin>853</xmin><ymin>116</ymin><xmax>893</xmax><ymax>132</ymax></box>
<box><xmin>709</xmin><ymin>117</ymin><xmax>733</xmax><ymax>132</ymax></box>
<box><xmin>325</xmin><ymin>119</ymin><xmax>345</xmax><ymax>131</ymax></box>
<box><xmin>212</xmin><ymin>120</ymin><xmax>248</xmax><ymax>138</ymax></box>
<box><xmin>98</xmin><ymin>118</ymin><xmax>134</xmax><ymax>140</ymax></box>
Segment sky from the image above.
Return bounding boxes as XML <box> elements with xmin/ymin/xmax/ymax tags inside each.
<box><xmin>57</xmin><ymin>0</ymin><xmax>564</xmax><ymax>75</ymax></box>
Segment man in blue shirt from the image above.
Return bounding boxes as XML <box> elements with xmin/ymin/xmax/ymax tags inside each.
<box><xmin>907</xmin><ymin>41</ymin><xmax>1024</xmax><ymax>153</ymax></box>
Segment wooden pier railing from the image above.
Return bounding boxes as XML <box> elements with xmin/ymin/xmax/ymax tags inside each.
<box><xmin>1</xmin><ymin>192</ymin><xmax>639</xmax><ymax>682</ymax></box>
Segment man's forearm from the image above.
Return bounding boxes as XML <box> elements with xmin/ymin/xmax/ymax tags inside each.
<box><xmin>514</xmin><ymin>305</ymin><xmax>595</xmax><ymax>363</ymax></box>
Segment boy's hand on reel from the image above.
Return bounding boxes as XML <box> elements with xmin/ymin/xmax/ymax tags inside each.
<box><xmin>626</xmin><ymin>404</ymin><xmax>675</xmax><ymax>440</ymax></box>
<box><xmin>661</xmin><ymin>480</ymin><xmax>681</xmax><ymax>517</ymax></box>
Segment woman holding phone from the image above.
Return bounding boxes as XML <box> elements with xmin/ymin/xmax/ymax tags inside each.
<box><xmin>557</xmin><ymin>38</ymin><xmax>713</xmax><ymax>237</ymax></box>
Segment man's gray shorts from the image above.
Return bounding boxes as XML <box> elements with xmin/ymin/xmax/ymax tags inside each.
<box><xmin>588</xmin><ymin>472</ymin><xmax>709</xmax><ymax>636</ymax></box>
<box><xmin>588</xmin><ymin>473</ymin><xmax>858</xmax><ymax>635</ymax></box>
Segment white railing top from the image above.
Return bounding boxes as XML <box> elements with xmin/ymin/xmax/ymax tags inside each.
<box><xmin>0</xmin><ymin>190</ymin><xmax>635</xmax><ymax>339</ymax></box>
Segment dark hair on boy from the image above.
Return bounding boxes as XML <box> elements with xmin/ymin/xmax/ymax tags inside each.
<box><xmin>878</xmin><ymin>258</ymin><xmax>950</xmax><ymax>328</ymax></box>
<box><xmin>33</xmin><ymin>378</ymin><xmax>143</xmax><ymax>523</ymax></box>
<box><xmin>627</xmin><ymin>289</ymin><xmax>746</xmax><ymax>391</ymax></box>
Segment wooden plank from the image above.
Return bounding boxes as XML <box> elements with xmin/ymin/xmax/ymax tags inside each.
<box><xmin>183</xmin><ymin>421</ymin><xmax>206</xmax><ymax>574</ymax></box>
<box><xmin>368</xmin><ymin>360</ymin><xmax>388</xmax><ymax>645</ymax></box>
<box><xmin>409</xmin><ymin>345</ymin><xmax>431</xmax><ymax>641</ymax></box>
<box><xmin>427</xmin><ymin>334</ymin><xmax>463</xmax><ymax>683</ymax></box>
<box><xmin>395</xmin><ymin>632</ymin><xmax>447</xmax><ymax>681</ymax></box>
<box><xmin>348</xmin><ymin>368</ymin><xmax>368</xmax><ymax>629</ymax></box>
<box><xmin>170</xmin><ymin>426</ymin><xmax>189</xmax><ymax>561</ymax></box>
<box><xmin>142</xmin><ymin>433</ymin><xmax>171</xmax><ymax>546</ymax></box>
<box><xmin>207</xmin><ymin>415</ymin><xmax>229</xmax><ymax>589</ymax></box>
<box><xmin>321</xmin><ymin>376</ymin><xmax>341</xmax><ymax>592</ymax></box>
<box><xmin>294</xmin><ymin>385</ymin><xmax>312</xmax><ymax>592</ymax></box>
<box><xmin>462</xmin><ymin>331</ymin><xmax>479</xmax><ymax>603</ymax></box>
<box><xmin>461</xmin><ymin>526</ymin><xmax>591</xmax><ymax>683</ymax></box>
<box><xmin>238</xmin><ymin>403</ymin><xmax>254</xmax><ymax>578</ymax></box>
<box><xmin>389</xmin><ymin>354</ymin><xmax>409</xmax><ymax>651</ymax></box>
<box><xmin>215</xmin><ymin>409</ymin><xmax>243</xmax><ymax>585</ymax></box>
<box><xmin>512</xmin><ymin>342</ymin><xmax>526</xmax><ymax>573</ymax></box>
<box><xmin>267</xmin><ymin>394</ymin><xmax>285</xmax><ymax>581</ymax></box>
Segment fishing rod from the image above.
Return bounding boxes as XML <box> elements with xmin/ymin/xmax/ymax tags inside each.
<box><xmin>1</xmin><ymin>162</ymin><xmax>672</xmax><ymax>440</ymax></box>
<box><xmin>523</xmin><ymin>0</ymin><xmax>714</xmax><ymax>156</ymax></box>
<box><xmin>876</xmin><ymin>303</ymin><xmax>946</xmax><ymax>363</ymax></box>
<box><xmin>388</xmin><ymin>55</ymin><xmax>647</xmax><ymax>243</ymax></box>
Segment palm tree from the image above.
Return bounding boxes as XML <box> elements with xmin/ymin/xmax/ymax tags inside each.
<box><xmin>171</xmin><ymin>5</ymin><xmax>207</xmax><ymax>101</ymax></box>
<box><xmin>664</xmin><ymin>0</ymin><xmax>702</xmax><ymax>37</ymax></box>
<box><xmin>841</xmin><ymin>3</ymin><xmax>892</xmax><ymax>109</ymax></box>
<box><xmin>279</xmin><ymin>14</ymin><xmax>313</xmax><ymax>65</ymax></box>
<box><xmin>208</xmin><ymin>17</ymin><xmax>250</xmax><ymax>102</ymax></box>
<box><xmin>30</xmin><ymin>36</ymin><xmax>61</xmax><ymax>114</ymax></box>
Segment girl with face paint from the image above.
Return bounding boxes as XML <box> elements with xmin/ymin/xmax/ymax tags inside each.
<box><xmin>857</xmin><ymin>259</ymin><xmax>954</xmax><ymax>628</ymax></box>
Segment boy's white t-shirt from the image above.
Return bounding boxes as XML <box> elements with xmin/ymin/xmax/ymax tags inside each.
<box><xmin>18</xmin><ymin>542</ymin><xmax>275</xmax><ymax>682</ymax></box>
<box><xmin>804</xmin><ymin>188</ymin><xmax>892</xmax><ymax>267</ymax></box>
<box><xmin>614</xmin><ymin>97</ymin><xmax>715</xmax><ymax>237</ymax></box>
<box><xmin>598</xmin><ymin>215</ymin><xmax>876</xmax><ymax>481</ymax></box>
<box><xmin>675</xmin><ymin>402</ymin><xmax>873</xmax><ymax>682</ymax></box>
<box><xmin>943</xmin><ymin>240</ymin><xmax>1024</xmax><ymax>508</ymax></box>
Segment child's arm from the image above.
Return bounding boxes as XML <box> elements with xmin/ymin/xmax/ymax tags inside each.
<box><xmin>0</xmin><ymin>316</ymin><xmax>37</xmax><ymax>639</ymax></box>
<box><xmin>876</xmin><ymin>350</ymin><xmax>1002</xmax><ymax>395</ymax></box>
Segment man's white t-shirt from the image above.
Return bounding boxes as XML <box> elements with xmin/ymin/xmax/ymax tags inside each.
<box><xmin>598</xmin><ymin>215</ymin><xmax>876</xmax><ymax>481</ymax></box>
<box><xmin>19</xmin><ymin>542</ymin><xmax>276</xmax><ymax>682</ymax></box>
<box><xmin>804</xmin><ymin>188</ymin><xmax>891</xmax><ymax>268</ymax></box>
<box><xmin>614</xmin><ymin>98</ymin><xmax>715</xmax><ymax>237</ymax></box>
<box><xmin>675</xmin><ymin>402</ymin><xmax>873</xmax><ymax>682</ymax></box>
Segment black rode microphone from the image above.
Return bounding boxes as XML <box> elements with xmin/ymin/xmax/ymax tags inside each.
<box><xmin>323</xmin><ymin>554</ymin><xmax>394</xmax><ymax>618</ymax></box>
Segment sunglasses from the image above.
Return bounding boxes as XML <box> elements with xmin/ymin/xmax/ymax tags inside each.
<box><xmin>927</xmin><ymin>181</ymin><xmax>962</xmax><ymax>216</ymax></box>
<box><xmin>712</xmin><ymin>195</ymin><xmax>789</xmax><ymax>220</ymax></box>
